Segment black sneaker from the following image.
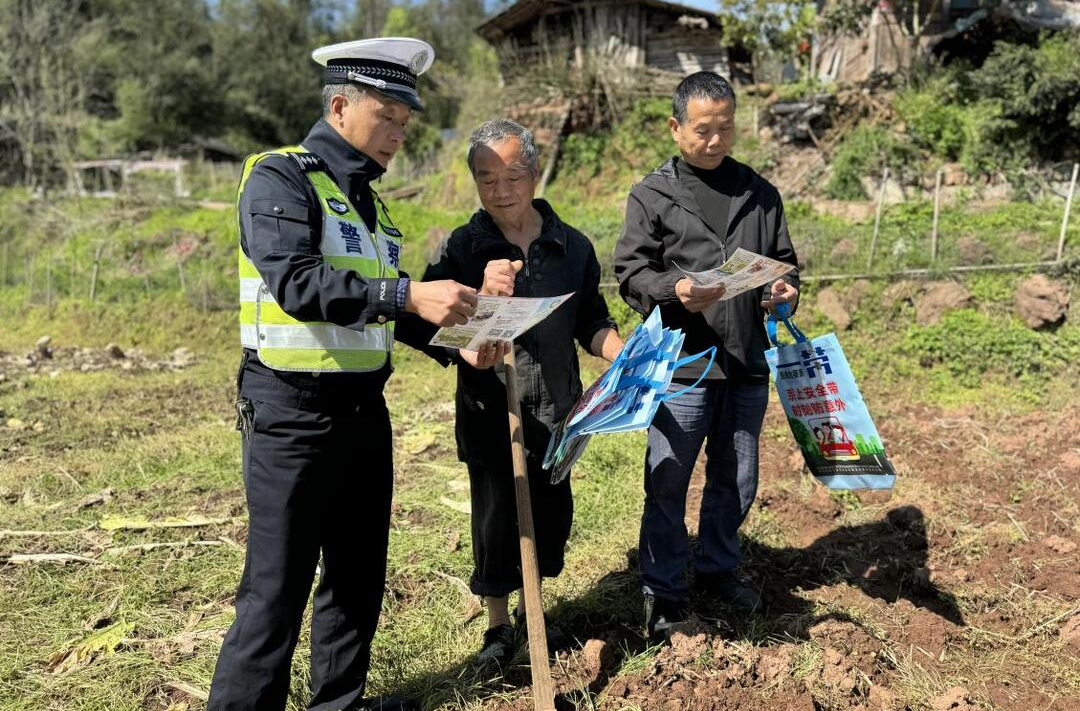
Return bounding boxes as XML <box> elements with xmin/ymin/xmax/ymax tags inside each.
<box><xmin>346</xmin><ymin>697</ymin><xmax>419</xmax><ymax>711</ymax></box>
<box><xmin>512</xmin><ymin>609</ymin><xmax>570</xmax><ymax>651</ymax></box>
<box><xmin>694</xmin><ymin>570</ymin><xmax>761</xmax><ymax>613</ymax></box>
<box><xmin>477</xmin><ymin>623</ymin><xmax>516</xmax><ymax>669</ymax></box>
<box><xmin>644</xmin><ymin>593</ymin><xmax>686</xmax><ymax>641</ymax></box>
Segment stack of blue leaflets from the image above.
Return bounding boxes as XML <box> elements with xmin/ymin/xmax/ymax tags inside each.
<box><xmin>543</xmin><ymin>308</ymin><xmax>716</xmax><ymax>484</ymax></box>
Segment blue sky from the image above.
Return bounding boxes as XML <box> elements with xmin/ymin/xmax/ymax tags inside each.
<box><xmin>485</xmin><ymin>0</ymin><xmax>718</xmax><ymax>11</ymax></box>
<box><xmin>675</xmin><ymin>0</ymin><xmax>719</xmax><ymax>10</ymax></box>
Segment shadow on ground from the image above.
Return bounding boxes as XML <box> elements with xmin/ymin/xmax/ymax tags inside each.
<box><xmin>399</xmin><ymin>504</ymin><xmax>964</xmax><ymax>710</ymax></box>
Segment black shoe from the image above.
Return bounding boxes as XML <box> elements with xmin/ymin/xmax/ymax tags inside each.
<box><xmin>477</xmin><ymin>623</ymin><xmax>516</xmax><ymax>669</ymax></box>
<box><xmin>513</xmin><ymin>609</ymin><xmax>570</xmax><ymax>651</ymax></box>
<box><xmin>644</xmin><ymin>593</ymin><xmax>686</xmax><ymax>641</ymax></box>
<box><xmin>694</xmin><ymin>570</ymin><xmax>761</xmax><ymax>613</ymax></box>
<box><xmin>347</xmin><ymin>697</ymin><xmax>419</xmax><ymax>711</ymax></box>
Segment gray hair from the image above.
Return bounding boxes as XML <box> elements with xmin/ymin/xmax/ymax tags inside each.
<box><xmin>322</xmin><ymin>83</ymin><xmax>367</xmax><ymax>116</ymax></box>
<box><xmin>466</xmin><ymin>118</ymin><xmax>539</xmax><ymax>175</ymax></box>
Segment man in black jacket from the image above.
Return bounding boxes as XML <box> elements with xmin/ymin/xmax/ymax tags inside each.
<box><xmin>614</xmin><ymin>72</ymin><xmax>800</xmax><ymax>638</ymax></box>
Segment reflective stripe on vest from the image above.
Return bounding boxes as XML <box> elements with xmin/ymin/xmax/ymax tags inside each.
<box><xmin>236</xmin><ymin>145</ymin><xmax>403</xmax><ymax>373</ymax></box>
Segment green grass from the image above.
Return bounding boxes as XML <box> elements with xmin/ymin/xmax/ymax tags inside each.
<box><xmin>0</xmin><ymin>317</ymin><xmax>652</xmax><ymax>709</ymax></box>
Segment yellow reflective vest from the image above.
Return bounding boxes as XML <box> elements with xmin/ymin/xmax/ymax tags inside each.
<box><xmin>237</xmin><ymin>145</ymin><xmax>401</xmax><ymax>372</ymax></box>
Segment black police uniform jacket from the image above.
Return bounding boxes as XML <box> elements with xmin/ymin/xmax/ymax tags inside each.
<box><xmin>238</xmin><ymin>118</ymin><xmax>446</xmax><ymax>393</ymax></box>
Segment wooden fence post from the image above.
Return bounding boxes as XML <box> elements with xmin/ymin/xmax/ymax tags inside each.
<box><xmin>89</xmin><ymin>243</ymin><xmax>104</xmax><ymax>301</ymax></box>
<box><xmin>25</xmin><ymin>255</ymin><xmax>33</xmax><ymax>304</ymax></box>
<box><xmin>931</xmin><ymin>169</ymin><xmax>943</xmax><ymax>264</ymax></box>
<box><xmin>867</xmin><ymin>166</ymin><xmax>889</xmax><ymax>270</ymax></box>
<box><xmin>69</xmin><ymin>238</ymin><xmax>77</xmax><ymax>298</ymax></box>
<box><xmin>503</xmin><ymin>348</ymin><xmax>557</xmax><ymax>711</ymax></box>
<box><xmin>173</xmin><ymin>235</ymin><xmax>187</xmax><ymax>294</ymax></box>
<box><xmin>1057</xmin><ymin>162</ymin><xmax>1079</xmax><ymax>262</ymax></box>
<box><xmin>45</xmin><ymin>259</ymin><xmax>53</xmax><ymax>312</ymax></box>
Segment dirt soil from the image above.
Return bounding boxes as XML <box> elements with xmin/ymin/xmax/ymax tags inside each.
<box><xmin>484</xmin><ymin>400</ymin><xmax>1080</xmax><ymax>711</ymax></box>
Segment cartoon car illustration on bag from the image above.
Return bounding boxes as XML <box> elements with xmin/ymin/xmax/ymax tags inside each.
<box><xmin>810</xmin><ymin>416</ymin><xmax>860</xmax><ymax>460</ymax></box>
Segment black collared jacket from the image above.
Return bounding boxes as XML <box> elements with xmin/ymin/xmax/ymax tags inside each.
<box><xmin>614</xmin><ymin>156</ymin><xmax>800</xmax><ymax>382</ymax></box>
<box><xmin>238</xmin><ymin>118</ymin><xmax>445</xmax><ymax>394</ymax></box>
<box><xmin>422</xmin><ymin>200</ymin><xmax>617</xmax><ymax>465</ymax></box>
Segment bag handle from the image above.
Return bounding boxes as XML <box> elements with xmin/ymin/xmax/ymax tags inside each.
<box><xmin>658</xmin><ymin>346</ymin><xmax>717</xmax><ymax>402</ymax></box>
<box><xmin>767</xmin><ymin>301</ymin><xmax>807</xmax><ymax>347</ymax></box>
<box><xmin>619</xmin><ymin>376</ymin><xmax>665</xmax><ymax>390</ymax></box>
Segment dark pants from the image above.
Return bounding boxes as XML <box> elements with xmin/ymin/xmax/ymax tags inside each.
<box><xmin>208</xmin><ymin>364</ymin><xmax>394</xmax><ymax>711</ymax></box>
<box><xmin>467</xmin><ymin>454</ymin><xmax>573</xmax><ymax>599</ymax></box>
<box><xmin>640</xmin><ymin>379</ymin><xmax>769</xmax><ymax>602</ymax></box>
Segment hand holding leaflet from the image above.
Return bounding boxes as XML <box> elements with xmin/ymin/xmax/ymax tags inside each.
<box><xmin>428</xmin><ymin>292</ymin><xmax>574</xmax><ymax>351</ymax></box>
<box><xmin>674</xmin><ymin>248</ymin><xmax>795</xmax><ymax>300</ymax></box>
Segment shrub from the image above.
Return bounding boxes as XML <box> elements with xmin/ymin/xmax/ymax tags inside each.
<box><xmin>607</xmin><ymin>97</ymin><xmax>675</xmax><ymax>173</ymax></box>
<box><xmin>891</xmin><ymin>34</ymin><xmax>1080</xmax><ymax>174</ymax></box>
<box><xmin>556</xmin><ymin>97</ymin><xmax>674</xmax><ymax>191</ymax></box>
<box><xmin>968</xmin><ymin>32</ymin><xmax>1080</xmax><ymax>164</ymax></box>
<box><xmin>903</xmin><ymin>308</ymin><xmax>1080</xmax><ymax>388</ymax></box>
<box><xmin>560</xmin><ymin>132</ymin><xmax>607</xmax><ymax>179</ymax></box>
<box><xmin>894</xmin><ymin>76</ymin><xmax>972</xmax><ymax>161</ymax></box>
<box><xmin>402</xmin><ymin>119</ymin><xmax>443</xmax><ymax>162</ymax></box>
<box><xmin>825</xmin><ymin>125</ymin><xmax>917</xmax><ymax>199</ymax></box>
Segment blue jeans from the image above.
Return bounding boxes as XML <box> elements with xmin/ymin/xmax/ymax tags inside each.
<box><xmin>639</xmin><ymin>379</ymin><xmax>769</xmax><ymax>602</ymax></box>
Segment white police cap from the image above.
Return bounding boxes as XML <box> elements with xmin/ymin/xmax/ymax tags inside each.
<box><xmin>313</xmin><ymin>37</ymin><xmax>435</xmax><ymax>111</ymax></box>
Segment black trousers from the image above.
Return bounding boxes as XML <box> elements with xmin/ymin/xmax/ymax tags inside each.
<box><xmin>467</xmin><ymin>455</ymin><xmax>573</xmax><ymax>599</ymax></box>
<box><xmin>208</xmin><ymin>365</ymin><xmax>393</xmax><ymax>711</ymax></box>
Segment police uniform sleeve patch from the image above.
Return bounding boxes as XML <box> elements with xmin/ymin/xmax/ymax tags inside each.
<box><xmin>288</xmin><ymin>152</ymin><xmax>328</xmax><ymax>173</ymax></box>
<box><xmin>379</xmin><ymin>220</ymin><xmax>402</xmax><ymax>238</ymax></box>
<box><xmin>327</xmin><ymin>197</ymin><xmax>350</xmax><ymax>215</ymax></box>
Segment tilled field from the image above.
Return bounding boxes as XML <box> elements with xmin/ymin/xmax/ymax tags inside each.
<box><xmin>483</xmin><ymin>402</ymin><xmax>1080</xmax><ymax>711</ymax></box>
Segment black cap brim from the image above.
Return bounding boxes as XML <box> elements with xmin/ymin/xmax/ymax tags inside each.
<box><xmin>373</xmin><ymin>86</ymin><xmax>424</xmax><ymax>112</ymax></box>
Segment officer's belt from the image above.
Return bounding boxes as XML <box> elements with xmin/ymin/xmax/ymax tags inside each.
<box><xmin>240</xmin><ymin>354</ymin><xmax>391</xmax><ymax>412</ymax></box>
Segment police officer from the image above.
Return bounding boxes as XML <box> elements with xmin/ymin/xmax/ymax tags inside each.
<box><xmin>208</xmin><ymin>38</ymin><xmax>478</xmax><ymax>711</ymax></box>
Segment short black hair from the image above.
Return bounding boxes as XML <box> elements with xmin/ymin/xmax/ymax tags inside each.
<box><xmin>672</xmin><ymin>71</ymin><xmax>736</xmax><ymax>124</ymax></box>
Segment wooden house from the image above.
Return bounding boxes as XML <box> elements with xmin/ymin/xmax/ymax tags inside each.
<box><xmin>476</xmin><ymin>0</ymin><xmax>749</xmax><ymax>83</ymax></box>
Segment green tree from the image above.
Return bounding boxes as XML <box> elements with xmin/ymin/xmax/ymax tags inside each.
<box><xmin>788</xmin><ymin>417</ymin><xmax>821</xmax><ymax>456</ymax></box>
<box><xmin>381</xmin><ymin>0</ymin><xmax>497</xmax><ymax>130</ymax></box>
<box><xmin>720</xmin><ymin>0</ymin><xmax>816</xmax><ymax>78</ymax></box>
<box><xmin>968</xmin><ymin>32</ymin><xmax>1080</xmax><ymax>163</ymax></box>
<box><xmin>0</xmin><ymin>0</ymin><xmax>91</xmax><ymax>186</ymax></box>
<box><xmin>381</xmin><ymin>5</ymin><xmax>420</xmax><ymax>37</ymax></box>
<box><xmin>351</xmin><ymin>0</ymin><xmax>394</xmax><ymax>39</ymax></box>
<box><xmin>212</xmin><ymin>0</ymin><xmax>337</xmax><ymax>150</ymax></box>
<box><xmin>83</xmin><ymin>0</ymin><xmax>225</xmax><ymax>150</ymax></box>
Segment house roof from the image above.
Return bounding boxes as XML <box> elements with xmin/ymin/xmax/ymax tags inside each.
<box><xmin>997</xmin><ymin>0</ymin><xmax>1080</xmax><ymax>30</ymax></box>
<box><xmin>477</xmin><ymin>0</ymin><xmax>720</xmax><ymax>41</ymax></box>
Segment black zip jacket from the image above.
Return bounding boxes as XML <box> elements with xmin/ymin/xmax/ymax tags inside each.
<box><xmin>422</xmin><ymin>200</ymin><xmax>617</xmax><ymax>465</ymax></box>
<box><xmin>614</xmin><ymin>156</ymin><xmax>799</xmax><ymax>381</ymax></box>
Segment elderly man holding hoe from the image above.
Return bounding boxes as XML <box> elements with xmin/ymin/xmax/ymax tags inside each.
<box><xmin>423</xmin><ymin>118</ymin><xmax>624</xmax><ymax>669</ymax></box>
